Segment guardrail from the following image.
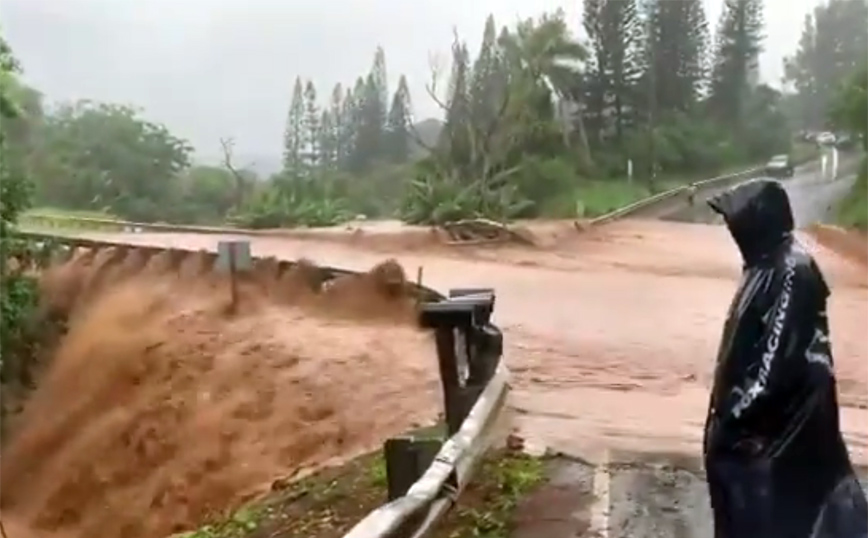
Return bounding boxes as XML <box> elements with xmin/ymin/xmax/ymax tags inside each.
<box><xmin>344</xmin><ymin>289</ymin><xmax>508</xmax><ymax>538</ymax></box>
<box><xmin>18</xmin><ymin>214</ymin><xmax>260</xmax><ymax>235</ymax></box>
<box><xmin>586</xmin><ymin>167</ymin><xmax>757</xmax><ymax>226</ymax></box>
<box><xmin>9</xmin><ymin>230</ymin><xmax>427</xmax><ymax>298</ymax></box>
<box><xmin>12</xmin><ymin>230</ymin><xmax>511</xmax><ymax>538</ymax></box>
<box><xmin>587</xmin><ymin>154</ymin><xmax>825</xmax><ymax>226</ymax></box>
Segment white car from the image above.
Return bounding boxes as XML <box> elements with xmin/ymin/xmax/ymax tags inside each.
<box><xmin>816</xmin><ymin>132</ymin><xmax>836</xmax><ymax>146</ymax></box>
<box><xmin>765</xmin><ymin>154</ymin><xmax>795</xmax><ymax>178</ymax></box>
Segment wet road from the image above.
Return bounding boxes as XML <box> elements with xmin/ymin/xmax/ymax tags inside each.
<box><xmin>787</xmin><ymin>173</ymin><xmax>858</xmax><ymax>227</ymax></box>
<box><xmin>539</xmin><ymin>456</ymin><xmax>868</xmax><ymax>538</ymax></box>
<box><xmin>669</xmin><ymin>150</ymin><xmax>858</xmax><ymax>227</ymax></box>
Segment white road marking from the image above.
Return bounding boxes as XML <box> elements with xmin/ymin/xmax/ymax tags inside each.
<box><xmin>590</xmin><ymin>450</ymin><xmax>612</xmax><ymax>538</ymax></box>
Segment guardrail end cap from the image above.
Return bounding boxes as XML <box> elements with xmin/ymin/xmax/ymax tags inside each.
<box><xmin>448</xmin><ymin>288</ymin><xmax>495</xmax><ymax>300</ymax></box>
<box><xmin>419</xmin><ymin>295</ymin><xmax>494</xmax><ymax>328</ymax></box>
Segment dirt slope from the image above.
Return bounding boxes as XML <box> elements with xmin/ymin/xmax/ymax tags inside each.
<box><xmin>0</xmin><ymin>249</ymin><xmax>439</xmax><ymax>538</ymax></box>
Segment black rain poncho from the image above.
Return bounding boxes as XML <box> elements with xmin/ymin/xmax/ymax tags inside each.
<box><xmin>703</xmin><ymin>178</ymin><xmax>867</xmax><ymax>538</ymax></box>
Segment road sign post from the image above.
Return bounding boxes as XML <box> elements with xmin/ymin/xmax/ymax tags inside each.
<box><xmin>216</xmin><ymin>240</ymin><xmax>252</xmax><ymax>313</ymax></box>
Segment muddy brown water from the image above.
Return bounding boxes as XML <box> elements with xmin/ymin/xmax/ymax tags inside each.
<box><xmin>2</xmin><ymin>212</ymin><xmax>866</xmax><ymax>538</ymax></box>
<box><xmin>67</xmin><ymin>220</ymin><xmax>868</xmax><ymax>459</ymax></box>
<box><xmin>0</xmin><ymin>254</ymin><xmax>440</xmax><ymax>538</ymax></box>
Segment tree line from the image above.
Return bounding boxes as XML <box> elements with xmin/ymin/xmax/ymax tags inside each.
<box><xmin>784</xmin><ymin>0</ymin><xmax>868</xmax><ymax>132</ymax></box>
<box><xmin>782</xmin><ymin>0</ymin><xmax>866</xmax><ymax>229</ymax></box>
<box><xmin>1</xmin><ymin>0</ymin><xmax>865</xmax><ymax>229</ymax></box>
<box><xmin>281</xmin><ymin>47</ymin><xmax>415</xmax><ymax>174</ymax></box>
<box><xmin>248</xmin><ymin>0</ymin><xmax>811</xmax><ymax>226</ymax></box>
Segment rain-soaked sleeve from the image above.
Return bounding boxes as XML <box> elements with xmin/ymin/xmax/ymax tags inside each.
<box><xmin>718</xmin><ymin>257</ymin><xmax>819</xmax><ymax>438</ymax></box>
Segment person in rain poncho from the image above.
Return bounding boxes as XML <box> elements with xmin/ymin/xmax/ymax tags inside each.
<box><xmin>703</xmin><ymin>178</ymin><xmax>868</xmax><ymax>538</ymax></box>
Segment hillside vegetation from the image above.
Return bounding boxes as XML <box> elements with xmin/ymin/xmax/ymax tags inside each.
<box><xmin>830</xmin><ymin>65</ymin><xmax>867</xmax><ymax>230</ymax></box>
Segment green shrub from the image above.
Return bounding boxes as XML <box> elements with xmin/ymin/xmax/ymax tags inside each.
<box><xmin>838</xmin><ymin>157</ymin><xmax>867</xmax><ymax>230</ymax></box>
<box><xmin>231</xmin><ymin>173</ymin><xmax>352</xmax><ymax>229</ymax></box>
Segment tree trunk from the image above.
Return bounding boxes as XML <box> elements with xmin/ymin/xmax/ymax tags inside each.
<box><xmin>573</xmin><ymin>98</ymin><xmax>594</xmax><ymax>168</ymax></box>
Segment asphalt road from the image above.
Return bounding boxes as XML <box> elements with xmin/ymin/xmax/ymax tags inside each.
<box><xmin>666</xmin><ymin>158</ymin><xmax>858</xmax><ymax>227</ymax></box>
<box><xmin>529</xmin><ymin>455</ymin><xmax>868</xmax><ymax>538</ymax></box>
<box><xmin>785</xmin><ymin>172</ymin><xmax>858</xmax><ymax>228</ymax></box>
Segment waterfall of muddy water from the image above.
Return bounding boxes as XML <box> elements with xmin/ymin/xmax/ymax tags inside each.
<box><xmin>0</xmin><ymin>247</ymin><xmax>440</xmax><ymax>538</ymax></box>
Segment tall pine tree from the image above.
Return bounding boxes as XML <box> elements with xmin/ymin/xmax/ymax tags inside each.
<box><xmin>282</xmin><ymin>76</ymin><xmax>305</xmax><ymax>172</ymax></box>
<box><xmin>709</xmin><ymin>0</ymin><xmax>765</xmax><ymax>130</ymax></box>
<box><xmin>386</xmin><ymin>75</ymin><xmax>413</xmax><ymax>163</ymax></box>
<box><xmin>583</xmin><ymin>0</ymin><xmax>644</xmax><ymax>145</ymax></box>
<box><xmin>584</xmin><ymin>0</ymin><xmax>610</xmax><ymax>145</ymax></box>
<box><xmin>328</xmin><ymin>83</ymin><xmax>348</xmax><ymax>168</ymax></box>
<box><xmin>642</xmin><ymin>0</ymin><xmax>709</xmax><ymax>114</ymax></box>
<box><xmin>352</xmin><ymin>49</ymin><xmax>389</xmax><ymax>170</ymax></box>
<box><xmin>442</xmin><ymin>39</ymin><xmax>472</xmax><ymax>167</ymax></box>
<box><xmin>302</xmin><ymin>80</ymin><xmax>320</xmax><ymax>167</ymax></box>
<box><xmin>371</xmin><ymin>46</ymin><xmax>390</xmax><ymax>120</ymax></box>
<box><xmin>340</xmin><ymin>85</ymin><xmax>359</xmax><ymax>170</ymax></box>
<box><xmin>470</xmin><ymin>15</ymin><xmax>506</xmax><ymax>130</ymax></box>
<box><xmin>319</xmin><ymin>109</ymin><xmax>337</xmax><ymax>167</ymax></box>
<box><xmin>783</xmin><ymin>0</ymin><xmax>868</xmax><ymax>130</ymax></box>
<box><xmin>347</xmin><ymin>77</ymin><xmax>371</xmax><ymax>171</ymax></box>
<box><xmin>784</xmin><ymin>14</ymin><xmax>820</xmax><ymax>130</ymax></box>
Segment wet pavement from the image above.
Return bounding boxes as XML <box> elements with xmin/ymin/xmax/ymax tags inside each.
<box><xmin>667</xmin><ymin>153</ymin><xmax>859</xmax><ymax>227</ymax></box>
<box><xmin>514</xmin><ymin>455</ymin><xmax>868</xmax><ymax>538</ymax></box>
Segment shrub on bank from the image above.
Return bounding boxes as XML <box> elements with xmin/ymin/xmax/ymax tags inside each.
<box><xmin>838</xmin><ymin>157</ymin><xmax>867</xmax><ymax>230</ymax></box>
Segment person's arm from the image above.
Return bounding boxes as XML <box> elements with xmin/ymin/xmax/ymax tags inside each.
<box><xmin>717</xmin><ymin>261</ymin><xmax>817</xmax><ymax>447</ymax></box>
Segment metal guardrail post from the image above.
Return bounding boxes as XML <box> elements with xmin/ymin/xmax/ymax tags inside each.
<box><xmin>373</xmin><ymin>289</ymin><xmax>503</xmax><ymax>530</ymax></box>
<box><xmin>419</xmin><ymin>289</ymin><xmax>499</xmax><ymax>436</ymax></box>
<box><xmin>383</xmin><ymin>437</ymin><xmax>443</xmax><ymax>501</ymax></box>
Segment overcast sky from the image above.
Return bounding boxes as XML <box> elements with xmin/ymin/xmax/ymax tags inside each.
<box><xmin>1</xmin><ymin>0</ymin><xmax>819</xmax><ymax>164</ymax></box>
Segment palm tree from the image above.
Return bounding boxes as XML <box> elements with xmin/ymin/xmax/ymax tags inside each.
<box><xmin>499</xmin><ymin>11</ymin><xmax>593</xmax><ymax>165</ymax></box>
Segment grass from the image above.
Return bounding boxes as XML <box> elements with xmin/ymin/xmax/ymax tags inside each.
<box><xmin>565</xmin><ymin>145</ymin><xmax>822</xmax><ymax>219</ymax></box>
<box><xmin>837</xmin><ymin>157</ymin><xmax>867</xmax><ymax>230</ymax></box>
<box><xmin>174</xmin><ymin>448</ymin><xmax>546</xmax><ymax>538</ymax></box>
<box><xmin>440</xmin><ymin>451</ymin><xmax>546</xmax><ymax>538</ymax></box>
<box><xmin>570</xmin><ymin>180</ymin><xmax>679</xmax><ymax>218</ymax></box>
<box><xmin>18</xmin><ymin>206</ymin><xmax>123</xmax><ymax>234</ymax></box>
<box><xmin>23</xmin><ymin>206</ymin><xmax>119</xmax><ymax>220</ymax></box>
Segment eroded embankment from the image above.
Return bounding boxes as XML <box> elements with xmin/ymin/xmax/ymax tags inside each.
<box><xmin>0</xmin><ymin>245</ymin><xmax>439</xmax><ymax>538</ymax></box>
